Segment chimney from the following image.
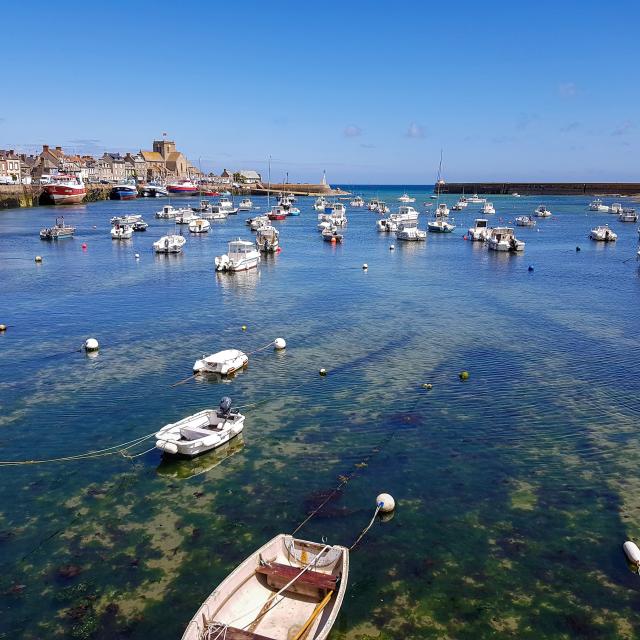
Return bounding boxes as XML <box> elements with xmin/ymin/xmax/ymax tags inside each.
<box><xmin>43</xmin><ymin>144</ymin><xmax>49</xmax><ymax>152</ymax></box>
<box><xmin>55</xmin><ymin>146</ymin><xmax>62</xmax><ymax>152</ymax></box>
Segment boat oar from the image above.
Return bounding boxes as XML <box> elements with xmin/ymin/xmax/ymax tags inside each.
<box><xmin>292</xmin><ymin>590</ymin><xmax>334</xmax><ymax>640</ymax></box>
<box><xmin>171</xmin><ymin>373</ymin><xmax>197</xmax><ymax>387</ymax></box>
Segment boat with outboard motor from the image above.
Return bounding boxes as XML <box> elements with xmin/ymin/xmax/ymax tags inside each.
<box><xmin>256</xmin><ymin>225</ymin><xmax>280</xmax><ymax>252</ymax></box>
<box><xmin>619</xmin><ymin>208</ymin><xmax>638</xmax><ymax>223</ymax></box>
<box><xmin>467</xmin><ymin>218</ymin><xmax>491</xmax><ymax>241</ymax></box>
<box><xmin>515</xmin><ymin>215</ymin><xmax>536</xmax><ymax>227</ymax></box>
<box><xmin>376</xmin><ymin>206</ymin><xmax>419</xmax><ymax>232</ymax></box>
<box><xmin>350</xmin><ymin>196</ymin><xmax>364</xmax><ymax>207</ymax></box>
<box><xmin>247</xmin><ymin>214</ymin><xmax>270</xmax><ymax>231</ymax></box>
<box><xmin>40</xmin><ymin>216</ymin><xmax>76</xmax><ymax>240</ymax></box>
<box><xmin>588</xmin><ymin>198</ymin><xmax>609</xmax><ymax>212</ymax></box>
<box><xmin>590</xmin><ymin>225</ymin><xmax>617</xmax><ymax>242</ymax></box>
<box><xmin>398</xmin><ymin>193</ymin><xmax>416</xmax><ymax>203</ymax></box>
<box><xmin>153</xmin><ymin>234</ymin><xmax>186</xmax><ymax>254</ymax></box>
<box><xmin>193</xmin><ymin>349</ymin><xmax>249</xmax><ymax>375</ymax></box>
<box><xmin>155</xmin><ymin>204</ymin><xmax>194</xmax><ymax>219</ymax></box>
<box><xmin>487</xmin><ymin>227</ymin><xmax>525</xmax><ymax>252</ymax></box>
<box><xmin>396</xmin><ymin>219</ymin><xmax>426</xmax><ymax>241</ymax></box>
<box><xmin>215</xmin><ymin>239</ymin><xmax>260</xmax><ymax>271</ymax></box>
<box><xmin>189</xmin><ymin>218</ymin><xmax>210</xmax><ymax>233</ymax></box>
<box><xmin>180</xmin><ymin>534</ymin><xmax>348</xmax><ymax>640</ymax></box>
<box><xmin>238</xmin><ymin>198</ymin><xmax>253</xmax><ymax>211</ymax></box>
<box><xmin>534</xmin><ymin>205</ymin><xmax>552</xmax><ymax>218</ymax></box>
<box><xmin>155</xmin><ymin>397</ymin><xmax>245</xmax><ymax>458</ymax></box>
<box><xmin>322</xmin><ymin>227</ymin><xmax>344</xmax><ymax>243</ymax></box>
<box><xmin>111</xmin><ymin>223</ymin><xmax>133</xmax><ymax>239</ymax></box>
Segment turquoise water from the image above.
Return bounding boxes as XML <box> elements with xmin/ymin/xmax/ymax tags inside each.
<box><xmin>1</xmin><ymin>186</ymin><xmax>640</xmax><ymax>639</ymax></box>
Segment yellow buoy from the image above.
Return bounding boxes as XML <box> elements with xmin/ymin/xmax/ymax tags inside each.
<box><xmin>319</xmin><ymin>368</ymin><xmax>327</xmax><ymax>376</ymax></box>
<box><xmin>241</xmin><ymin>325</ymin><xmax>247</xmax><ymax>331</ymax></box>
<box><xmin>35</xmin><ymin>256</ymin><xmax>43</xmax><ymax>263</ymax></box>
<box><xmin>422</xmin><ymin>383</ymin><xmax>433</xmax><ymax>390</ymax></box>
<box><xmin>459</xmin><ymin>370</ymin><xmax>470</xmax><ymax>381</ymax></box>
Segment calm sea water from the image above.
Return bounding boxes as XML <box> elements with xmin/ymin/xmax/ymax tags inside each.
<box><xmin>1</xmin><ymin>186</ymin><xmax>640</xmax><ymax>639</ymax></box>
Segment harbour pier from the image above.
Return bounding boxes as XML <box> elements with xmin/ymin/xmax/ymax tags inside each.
<box><xmin>439</xmin><ymin>182</ymin><xmax>640</xmax><ymax>197</ymax></box>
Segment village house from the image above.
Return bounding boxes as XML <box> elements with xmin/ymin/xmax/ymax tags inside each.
<box><xmin>0</xmin><ymin>150</ymin><xmax>23</xmax><ymax>183</ymax></box>
<box><xmin>234</xmin><ymin>170</ymin><xmax>262</xmax><ymax>184</ymax></box>
<box><xmin>124</xmin><ymin>153</ymin><xmax>146</xmax><ymax>181</ymax></box>
<box><xmin>98</xmin><ymin>153</ymin><xmax>127</xmax><ymax>182</ymax></box>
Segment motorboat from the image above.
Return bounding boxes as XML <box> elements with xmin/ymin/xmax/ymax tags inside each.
<box><xmin>215</xmin><ymin>239</ymin><xmax>260</xmax><ymax>271</ymax></box>
<box><xmin>278</xmin><ymin>195</ymin><xmax>300</xmax><ymax>216</ymax></box>
<box><xmin>110</xmin><ymin>180</ymin><xmax>138</xmax><ymax>200</ymax></box>
<box><xmin>167</xmin><ymin>179</ymin><xmax>198</xmax><ymax>195</ymax></box>
<box><xmin>608</xmin><ymin>203</ymin><xmax>623</xmax><ymax>214</ymax></box>
<box><xmin>153</xmin><ymin>234</ymin><xmax>186</xmax><ymax>254</ymax></box>
<box><xmin>590</xmin><ymin>225</ymin><xmax>617</xmax><ymax>242</ymax></box>
<box><xmin>435</xmin><ymin>203</ymin><xmax>450</xmax><ymax>217</ymax></box>
<box><xmin>377</xmin><ymin>202</ymin><xmax>390</xmax><ymax>214</ymax></box>
<box><xmin>43</xmin><ymin>173</ymin><xmax>86</xmax><ymax>204</ymax></box>
<box><xmin>268</xmin><ymin>205</ymin><xmax>288</xmax><ymax>221</ymax></box>
<box><xmin>314</xmin><ymin>196</ymin><xmax>328</xmax><ymax>212</ymax></box>
<box><xmin>512</xmin><ymin>192</ymin><xmax>521</xmax><ymax>198</ymax></box>
<box><xmin>155</xmin><ymin>204</ymin><xmax>193</xmax><ymax>219</ymax></box>
<box><xmin>256</xmin><ymin>225</ymin><xmax>280</xmax><ymax>252</ymax></box>
<box><xmin>467</xmin><ymin>218</ymin><xmax>491</xmax><ymax>241</ymax></box>
<box><xmin>398</xmin><ymin>193</ymin><xmax>415</xmax><ymax>203</ymax></box>
<box><xmin>238</xmin><ymin>198</ymin><xmax>253</xmax><ymax>211</ymax></box>
<box><xmin>515</xmin><ymin>215</ymin><xmax>536</xmax><ymax>227</ymax></box>
<box><xmin>193</xmin><ymin>349</ymin><xmax>249</xmax><ymax>375</ymax></box>
<box><xmin>534</xmin><ymin>205</ymin><xmax>552</xmax><ymax>218</ymax></box>
<box><xmin>377</xmin><ymin>206</ymin><xmax>419</xmax><ymax>232</ymax></box>
<box><xmin>110</xmin><ymin>214</ymin><xmax>142</xmax><ymax>225</ymax></box>
<box><xmin>322</xmin><ymin>227</ymin><xmax>344</xmax><ymax>243</ymax></box>
<box><xmin>367</xmin><ymin>199</ymin><xmax>380</xmax><ymax>211</ymax></box>
<box><xmin>175</xmin><ymin>211</ymin><xmax>199</xmax><ymax>225</ymax></box>
<box><xmin>40</xmin><ymin>216</ymin><xmax>75</xmax><ymax>240</ymax></box>
<box><xmin>218</xmin><ymin>196</ymin><xmax>237</xmax><ymax>213</ymax></box>
<box><xmin>200</xmin><ymin>205</ymin><xmax>229</xmax><ymax>221</ymax></box>
<box><xmin>140</xmin><ymin>183</ymin><xmax>168</xmax><ymax>198</ymax></box>
<box><xmin>248</xmin><ymin>215</ymin><xmax>269</xmax><ymax>231</ymax></box>
<box><xmin>350</xmin><ymin>196</ymin><xmax>364</xmax><ymax>207</ymax></box>
<box><xmin>111</xmin><ymin>223</ymin><xmax>133</xmax><ymax>239</ymax></box>
<box><xmin>452</xmin><ymin>197</ymin><xmax>468</xmax><ymax>211</ymax></box>
<box><xmin>396</xmin><ymin>219</ymin><xmax>426</xmax><ymax>241</ymax></box>
<box><xmin>588</xmin><ymin>198</ymin><xmax>609</xmax><ymax>212</ymax></box>
<box><xmin>192</xmin><ymin>199</ymin><xmax>212</xmax><ymax>213</ymax></box>
<box><xmin>317</xmin><ymin>220</ymin><xmax>332</xmax><ymax>232</ymax></box>
<box><xmin>481</xmin><ymin>202</ymin><xmax>496</xmax><ymax>215</ymax></box>
<box><xmin>155</xmin><ymin>398</ymin><xmax>245</xmax><ymax>458</ymax></box>
<box><xmin>188</xmin><ymin>218</ymin><xmax>211</xmax><ymax>233</ymax></box>
<box><xmin>619</xmin><ymin>208</ymin><xmax>638</xmax><ymax>223</ymax></box>
<box><xmin>487</xmin><ymin>227</ymin><xmax>525</xmax><ymax>252</ymax></box>
<box><xmin>132</xmin><ymin>220</ymin><xmax>148</xmax><ymax>232</ymax></box>
<box><xmin>322</xmin><ymin>202</ymin><xmax>347</xmax><ymax>226</ymax></box>
<box><xmin>180</xmin><ymin>534</ymin><xmax>348</xmax><ymax>640</ymax></box>
<box><xmin>428</xmin><ymin>215</ymin><xmax>456</xmax><ymax>233</ymax></box>
<box><xmin>467</xmin><ymin>194</ymin><xmax>486</xmax><ymax>203</ymax></box>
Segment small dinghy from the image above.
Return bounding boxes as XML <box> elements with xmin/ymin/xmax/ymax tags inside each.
<box><xmin>193</xmin><ymin>349</ymin><xmax>248</xmax><ymax>375</ymax></box>
<box><xmin>155</xmin><ymin>397</ymin><xmax>245</xmax><ymax>458</ymax></box>
<box><xmin>154</xmin><ymin>234</ymin><xmax>186</xmax><ymax>254</ymax></box>
<box><xmin>189</xmin><ymin>218</ymin><xmax>211</xmax><ymax>233</ymax></box>
<box><xmin>181</xmin><ymin>534</ymin><xmax>349</xmax><ymax>640</ymax></box>
<box><xmin>322</xmin><ymin>228</ymin><xmax>343</xmax><ymax>243</ymax></box>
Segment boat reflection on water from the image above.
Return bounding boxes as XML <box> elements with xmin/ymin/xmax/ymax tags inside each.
<box><xmin>156</xmin><ymin>434</ymin><xmax>245</xmax><ymax>480</ymax></box>
<box><xmin>215</xmin><ymin>267</ymin><xmax>260</xmax><ymax>294</ymax></box>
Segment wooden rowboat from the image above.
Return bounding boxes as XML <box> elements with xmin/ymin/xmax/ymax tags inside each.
<box><xmin>182</xmin><ymin>534</ymin><xmax>349</xmax><ymax>640</ymax></box>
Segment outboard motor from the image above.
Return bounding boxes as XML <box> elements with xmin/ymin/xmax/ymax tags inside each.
<box><xmin>217</xmin><ymin>396</ymin><xmax>232</xmax><ymax>419</ymax></box>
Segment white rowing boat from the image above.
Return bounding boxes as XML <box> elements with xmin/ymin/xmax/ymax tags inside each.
<box><xmin>193</xmin><ymin>349</ymin><xmax>248</xmax><ymax>375</ymax></box>
<box><xmin>181</xmin><ymin>534</ymin><xmax>349</xmax><ymax>640</ymax></box>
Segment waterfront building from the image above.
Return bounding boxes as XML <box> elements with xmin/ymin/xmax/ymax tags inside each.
<box><xmin>0</xmin><ymin>150</ymin><xmax>22</xmax><ymax>183</ymax></box>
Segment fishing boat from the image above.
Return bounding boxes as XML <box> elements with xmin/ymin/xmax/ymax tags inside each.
<box><xmin>367</xmin><ymin>199</ymin><xmax>380</xmax><ymax>211</ymax></box>
<box><xmin>619</xmin><ymin>208</ymin><xmax>638</xmax><ymax>223</ymax></box>
<box><xmin>350</xmin><ymin>196</ymin><xmax>364</xmax><ymax>207</ymax></box>
<box><xmin>322</xmin><ymin>227</ymin><xmax>344</xmax><ymax>243</ymax></box>
<box><xmin>215</xmin><ymin>239</ymin><xmax>260</xmax><ymax>272</ymax></box>
<box><xmin>111</xmin><ymin>223</ymin><xmax>133</xmax><ymax>239</ymax></box>
<box><xmin>256</xmin><ymin>225</ymin><xmax>280</xmax><ymax>252</ymax></box>
<box><xmin>155</xmin><ymin>204</ymin><xmax>193</xmax><ymax>219</ymax></box>
<box><xmin>398</xmin><ymin>193</ymin><xmax>415</xmax><ymax>203</ymax></box>
<box><xmin>219</xmin><ymin>196</ymin><xmax>238</xmax><ymax>214</ymax></box>
<box><xmin>239</xmin><ymin>198</ymin><xmax>253</xmax><ymax>211</ymax></box>
<box><xmin>467</xmin><ymin>218</ymin><xmax>491</xmax><ymax>241</ymax></box>
<box><xmin>451</xmin><ymin>197</ymin><xmax>468</xmax><ymax>211</ymax></box>
<box><xmin>109</xmin><ymin>180</ymin><xmax>138</xmax><ymax>200</ymax></box>
<box><xmin>43</xmin><ymin>173</ymin><xmax>86</xmax><ymax>205</ymax></box>
<box><xmin>248</xmin><ymin>215</ymin><xmax>270</xmax><ymax>231</ymax></box>
<box><xmin>377</xmin><ymin>206</ymin><xmax>419</xmax><ymax>232</ymax></box>
<box><xmin>167</xmin><ymin>179</ymin><xmax>198</xmax><ymax>195</ymax></box>
<box><xmin>181</xmin><ymin>534</ymin><xmax>348</xmax><ymax>640</ymax></box>
<box><xmin>377</xmin><ymin>201</ymin><xmax>390</xmax><ymax>214</ymax></box>
<box><xmin>467</xmin><ymin>194</ymin><xmax>486</xmax><ymax>204</ymax></box>
<box><xmin>608</xmin><ymin>203</ymin><xmax>623</xmax><ymax>214</ymax></box>
<box><xmin>515</xmin><ymin>215</ymin><xmax>536</xmax><ymax>227</ymax></box>
<box><xmin>588</xmin><ymin>198</ymin><xmax>608</xmax><ymax>212</ymax></box>
<box><xmin>590</xmin><ymin>225</ymin><xmax>617</xmax><ymax>242</ymax></box>
<box><xmin>314</xmin><ymin>196</ymin><xmax>328</xmax><ymax>212</ymax></box>
<box><xmin>487</xmin><ymin>227</ymin><xmax>525</xmax><ymax>252</ymax></box>
<box><xmin>39</xmin><ymin>216</ymin><xmax>75</xmax><ymax>240</ymax></box>
<box><xmin>193</xmin><ymin>349</ymin><xmax>248</xmax><ymax>375</ymax></box>
<box><xmin>435</xmin><ymin>203</ymin><xmax>450</xmax><ymax>217</ymax></box>
<box><xmin>110</xmin><ymin>214</ymin><xmax>142</xmax><ymax>225</ymax></box>
<box><xmin>481</xmin><ymin>202</ymin><xmax>496</xmax><ymax>215</ymax></box>
<box><xmin>189</xmin><ymin>218</ymin><xmax>211</xmax><ymax>233</ymax></box>
<box><xmin>427</xmin><ymin>215</ymin><xmax>456</xmax><ymax>233</ymax></box>
<box><xmin>153</xmin><ymin>234</ymin><xmax>186</xmax><ymax>254</ymax></box>
<box><xmin>155</xmin><ymin>398</ymin><xmax>245</xmax><ymax>458</ymax></box>
<box><xmin>140</xmin><ymin>183</ymin><xmax>169</xmax><ymax>198</ymax></box>
<box><xmin>268</xmin><ymin>206</ymin><xmax>288</xmax><ymax>221</ymax></box>
<box><xmin>396</xmin><ymin>219</ymin><xmax>426</xmax><ymax>241</ymax></box>
<box><xmin>534</xmin><ymin>205</ymin><xmax>552</xmax><ymax>218</ymax></box>
<box><xmin>200</xmin><ymin>205</ymin><xmax>229</xmax><ymax>221</ymax></box>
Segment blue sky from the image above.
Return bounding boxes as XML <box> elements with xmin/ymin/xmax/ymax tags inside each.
<box><xmin>1</xmin><ymin>0</ymin><xmax>638</xmax><ymax>183</ymax></box>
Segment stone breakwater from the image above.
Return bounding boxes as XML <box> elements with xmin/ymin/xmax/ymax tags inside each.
<box><xmin>440</xmin><ymin>182</ymin><xmax>640</xmax><ymax>196</ymax></box>
<box><xmin>0</xmin><ymin>184</ymin><xmax>112</xmax><ymax>209</ymax></box>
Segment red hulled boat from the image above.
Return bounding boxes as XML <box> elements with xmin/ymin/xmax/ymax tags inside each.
<box><xmin>43</xmin><ymin>174</ymin><xmax>86</xmax><ymax>205</ymax></box>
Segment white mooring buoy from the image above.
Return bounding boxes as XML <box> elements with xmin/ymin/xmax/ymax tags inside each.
<box><xmin>274</xmin><ymin>337</ymin><xmax>286</xmax><ymax>350</ymax></box>
<box><xmin>389</xmin><ymin>245</ymin><xmax>395</xmax><ymax>251</ymax></box>
<box><xmin>376</xmin><ymin>493</ymin><xmax>396</xmax><ymax>513</ymax></box>
<box><xmin>623</xmin><ymin>540</ymin><xmax>640</xmax><ymax>566</ymax></box>
<box><xmin>84</xmin><ymin>338</ymin><xmax>99</xmax><ymax>352</ymax></box>
<box><xmin>362</xmin><ymin>263</ymin><xmax>368</xmax><ymax>270</ymax></box>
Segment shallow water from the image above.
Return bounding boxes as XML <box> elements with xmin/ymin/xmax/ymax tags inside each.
<box><xmin>1</xmin><ymin>187</ymin><xmax>640</xmax><ymax>639</ymax></box>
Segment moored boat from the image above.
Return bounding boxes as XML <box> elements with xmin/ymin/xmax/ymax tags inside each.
<box><xmin>215</xmin><ymin>239</ymin><xmax>260</xmax><ymax>271</ymax></box>
<box><xmin>248</xmin><ymin>215</ymin><xmax>270</xmax><ymax>231</ymax></box>
<box><xmin>590</xmin><ymin>225</ymin><xmax>617</xmax><ymax>242</ymax></box>
<box><xmin>452</xmin><ymin>197</ymin><xmax>468</xmax><ymax>211</ymax></box>
<box><xmin>398</xmin><ymin>193</ymin><xmax>415</xmax><ymax>203</ymax></box>
<box><xmin>268</xmin><ymin>205</ymin><xmax>288</xmax><ymax>221</ymax></box>
<box><xmin>155</xmin><ymin>398</ymin><xmax>245</xmax><ymax>458</ymax></box>
<box><xmin>193</xmin><ymin>349</ymin><xmax>248</xmax><ymax>375</ymax></box>
<box><xmin>110</xmin><ymin>180</ymin><xmax>138</xmax><ymax>200</ymax></box>
<box><xmin>487</xmin><ymin>227</ymin><xmax>525</xmax><ymax>252</ymax></box>
<box><xmin>43</xmin><ymin>174</ymin><xmax>86</xmax><ymax>205</ymax></box>
<box><xmin>427</xmin><ymin>215</ymin><xmax>456</xmax><ymax>233</ymax></box>
<box><xmin>396</xmin><ymin>219</ymin><xmax>426</xmax><ymax>241</ymax></box>
<box><xmin>534</xmin><ymin>205</ymin><xmax>552</xmax><ymax>218</ymax></box>
<box><xmin>40</xmin><ymin>216</ymin><xmax>75</xmax><ymax>240</ymax></box>
<box><xmin>155</xmin><ymin>204</ymin><xmax>193</xmax><ymax>219</ymax></box>
<box><xmin>588</xmin><ymin>198</ymin><xmax>609</xmax><ymax>212</ymax></box>
<box><xmin>467</xmin><ymin>218</ymin><xmax>491</xmax><ymax>241</ymax></box>
<box><xmin>140</xmin><ymin>183</ymin><xmax>169</xmax><ymax>198</ymax></box>
<box><xmin>322</xmin><ymin>227</ymin><xmax>344</xmax><ymax>243</ymax></box>
<box><xmin>238</xmin><ymin>198</ymin><xmax>253</xmax><ymax>211</ymax></box>
<box><xmin>167</xmin><ymin>179</ymin><xmax>198</xmax><ymax>195</ymax></box>
<box><xmin>350</xmin><ymin>196</ymin><xmax>364</xmax><ymax>207</ymax></box>
<box><xmin>619</xmin><ymin>208</ymin><xmax>638</xmax><ymax>223</ymax></box>
<box><xmin>256</xmin><ymin>225</ymin><xmax>280</xmax><ymax>252</ymax></box>
<box><xmin>188</xmin><ymin>218</ymin><xmax>211</xmax><ymax>233</ymax></box>
<box><xmin>314</xmin><ymin>196</ymin><xmax>328</xmax><ymax>212</ymax></box>
<box><xmin>481</xmin><ymin>202</ymin><xmax>496</xmax><ymax>215</ymax></box>
<box><xmin>180</xmin><ymin>534</ymin><xmax>348</xmax><ymax>640</ymax></box>
<box><xmin>111</xmin><ymin>223</ymin><xmax>133</xmax><ymax>239</ymax></box>
<box><xmin>153</xmin><ymin>234</ymin><xmax>186</xmax><ymax>254</ymax></box>
<box><xmin>515</xmin><ymin>215</ymin><xmax>536</xmax><ymax>227</ymax></box>
<box><xmin>467</xmin><ymin>194</ymin><xmax>486</xmax><ymax>203</ymax></box>
<box><xmin>608</xmin><ymin>203</ymin><xmax>623</xmax><ymax>214</ymax></box>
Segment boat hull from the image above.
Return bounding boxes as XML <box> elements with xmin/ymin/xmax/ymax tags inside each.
<box><xmin>44</xmin><ymin>186</ymin><xmax>86</xmax><ymax>204</ymax></box>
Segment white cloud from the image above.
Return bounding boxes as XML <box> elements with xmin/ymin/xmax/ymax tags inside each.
<box><xmin>344</xmin><ymin>124</ymin><xmax>362</xmax><ymax>138</ymax></box>
<box><xmin>406</xmin><ymin>122</ymin><xmax>425</xmax><ymax>138</ymax></box>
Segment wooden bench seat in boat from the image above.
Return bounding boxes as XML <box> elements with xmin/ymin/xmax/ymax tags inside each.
<box><xmin>256</xmin><ymin>561</ymin><xmax>338</xmax><ymax>592</ymax></box>
<box><xmin>212</xmin><ymin>627</ymin><xmax>274</xmax><ymax>640</ymax></box>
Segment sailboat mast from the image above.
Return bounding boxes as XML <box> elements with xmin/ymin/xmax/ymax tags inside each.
<box><xmin>267</xmin><ymin>156</ymin><xmax>271</xmax><ymax>209</ymax></box>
